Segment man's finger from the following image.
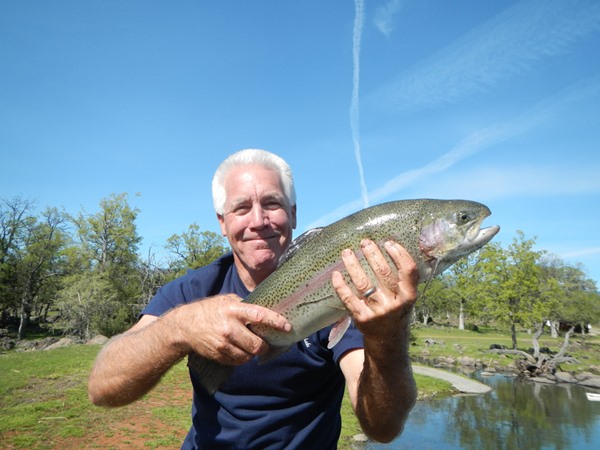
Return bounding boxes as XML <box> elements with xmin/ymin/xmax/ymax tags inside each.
<box><xmin>240</xmin><ymin>304</ymin><xmax>292</xmax><ymax>332</ymax></box>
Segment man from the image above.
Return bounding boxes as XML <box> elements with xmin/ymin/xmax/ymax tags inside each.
<box><xmin>88</xmin><ymin>149</ymin><xmax>419</xmax><ymax>449</ymax></box>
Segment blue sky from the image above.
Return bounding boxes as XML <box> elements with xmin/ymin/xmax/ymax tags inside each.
<box><xmin>2</xmin><ymin>0</ymin><xmax>599</xmax><ymax>286</ymax></box>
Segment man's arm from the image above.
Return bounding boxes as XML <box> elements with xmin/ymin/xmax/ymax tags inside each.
<box><xmin>88</xmin><ymin>294</ymin><xmax>291</xmax><ymax>407</ymax></box>
<box><xmin>334</xmin><ymin>239</ymin><xmax>419</xmax><ymax>443</ymax></box>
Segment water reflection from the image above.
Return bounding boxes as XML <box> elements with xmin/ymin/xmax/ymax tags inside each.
<box><xmin>360</xmin><ymin>372</ymin><xmax>600</xmax><ymax>450</ymax></box>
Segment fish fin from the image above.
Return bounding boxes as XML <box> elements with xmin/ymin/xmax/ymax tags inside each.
<box><xmin>327</xmin><ymin>315</ymin><xmax>352</xmax><ymax>349</ymax></box>
<box><xmin>278</xmin><ymin>228</ymin><xmax>323</xmax><ymax>267</ymax></box>
<box><xmin>421</xmin><ymin>259</ymin><xmax>440</xmax><ymax>296</ymax></box>
<box><xmin>257</xmin><ymin>345</ymin><xmax>291</xmax><ymax>364</ymax></box>
<box><xmin>187</xmin><ymin>352</ymin><xmax>235</xmax><ymax>395</ymax></box>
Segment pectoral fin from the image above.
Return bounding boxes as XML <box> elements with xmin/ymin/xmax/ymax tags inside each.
<box><xmin>327</xmin><ymin>315</ymin><xmax>352</xmax><ymax>349</ymax></box>
<box><xmin>188</xmin><ymin>352</ymin><xmax>235</xmax><ymax>395</ymax></box>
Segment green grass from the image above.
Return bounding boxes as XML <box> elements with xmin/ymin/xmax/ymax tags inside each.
<box><xmin>412</xmin><ymin>324</ymin><xmax>600</xmax><ymax>372</ymax></box>
<box><xmin>0</xmin><ymin>345</ymin><xmax>191</xmax><ymax>449</ymax></box>
<box><xmin>0</xmin><ymin>343</ymin><xmax>454</xmax><ymax>449</ymax></box>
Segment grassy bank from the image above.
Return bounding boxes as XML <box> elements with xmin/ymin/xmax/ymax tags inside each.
<box><xmin>0</xmin><ymin>343</ymin><xmax>454</xmax><ymax>449</ymax></box>
<box><xmin>6</xmin><ymin>324</ymin><xmax>596</xmax><ymax>449</ymax></box>
<box><xmin>411</xmin><ymin>325</ymin><xmax>600</xmax><ymax>373</ymax></box>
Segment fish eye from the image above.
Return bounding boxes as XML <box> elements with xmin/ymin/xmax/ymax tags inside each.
<box><xmin>456</xmin><ymin>211</ymin><xmax>471</xmax><ymax>224</ymax></box>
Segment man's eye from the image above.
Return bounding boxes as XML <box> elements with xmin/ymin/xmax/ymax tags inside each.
<box><xmin>265</xmin><ymin>201</ymin><xmax>282</xmax><ymax>210</ymax></box>
<box><xmin>233</xmin><ymin>205</ymin><xmax>251</xmax><ymax>214</ymax></box>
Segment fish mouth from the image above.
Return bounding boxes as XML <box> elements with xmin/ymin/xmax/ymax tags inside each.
<box><xmin>466</xmin><ymin>218</ymin><xmax>500</xmax><ymax>248</ymax></box>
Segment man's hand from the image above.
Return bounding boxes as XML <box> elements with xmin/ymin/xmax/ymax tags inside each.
<box><xmin>333</xmin><ymin>239</ymin><xmax>419</xmax><ymax>443</ymax></box>
<box><xmin>331</xmin><ymin>239</ymin><xmax>418</xmax><ymax>339</ymax></box>
<box><xmin>170</xmin><ymin>294</ymin><xmax>292</xmax><ymax>366</ymax></box>
<box><xmin>88</xmin><ymin>294</ymin><xmax>290</xmax><ymax>407</ymax></box>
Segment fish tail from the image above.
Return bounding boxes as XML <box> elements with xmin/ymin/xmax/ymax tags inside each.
<box><xmin>188</xmin><ymin>352</ymin><xmax>235</xmax><ymax>395</ymax></box>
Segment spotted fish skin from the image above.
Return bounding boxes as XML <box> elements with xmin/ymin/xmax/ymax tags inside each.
<box><xmin>188</xmin><ymin>199</ymin><xmax>500</xmax><ymax>393</ymax></box>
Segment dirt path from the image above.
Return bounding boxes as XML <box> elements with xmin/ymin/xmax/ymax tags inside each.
<box><xmin>412</xmin><ymin>364</ymin><xmax>493</xmax><ymax>394</ymax></box>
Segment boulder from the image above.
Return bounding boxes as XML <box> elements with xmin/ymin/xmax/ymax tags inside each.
<box><xmin>579</xmin><ymin>376</ymin><xmax>600</xmax><ymax>389</ymax></box>
<box><xmin>554</xmin><ymin>372</ymin><xmax>577</xmax><ymax>383</ymax></box>
<box><xmin>87</xmin><ymin>335</ymin><xmax>109</xmax><ymax>346</ymax></box>
<box><xmin>530</xmin><ymin>376</ymin><xmax>556</xmax><ymax>384</ymax></box>
<box><xmin>44</xmin><ymin>337</ymin><xmax>75</xmax><ymax>351</ymax></box>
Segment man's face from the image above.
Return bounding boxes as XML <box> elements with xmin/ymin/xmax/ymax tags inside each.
<box><xmin>217</xmin><ymin>164</ymin><xmax>296</xmax><ymax>278</ymax></box>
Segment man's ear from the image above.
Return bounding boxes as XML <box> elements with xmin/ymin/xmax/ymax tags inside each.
<box><xmin>291</xmin><ymin>205</ymin><xmax>297</xmax><ymax>229</ymax></box>
<box><xmin>217</xmin><ymin>214</ymin><xmax>227</xmax><ymax>236</ymax></box>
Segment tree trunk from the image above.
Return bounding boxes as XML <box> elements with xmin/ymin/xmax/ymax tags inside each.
<box><xmin>550</xmin><ymin>321</ymin><xmax>559</xmax><ymax>338</ymax></box>
<box><xmin>555</xmin><ymin>326</ymin><xmax>575</xmax><ymax>359</ymax></box>
<box><xmin>18</xmin><ymin>296</ymin><xmax>30</xmax><ymax>340</ymax></box>
<box><xmin>458</xmin><ymin>301</ymin><xmax>465</xmax><ymax>330</ymax></box>
<box><xmin>511</xmin><ymin>323</ymin><xmax>518</xmax><ymax>350</ymax></box>
<box><xmin>422</xmin><ymin>312</ymin><xmax>429</xmax><ymax>326</ymax></box>
<box><xmin>531</xmin><ymin>322</ymin><xmax>544</xmax><ymax>359</ymax></box>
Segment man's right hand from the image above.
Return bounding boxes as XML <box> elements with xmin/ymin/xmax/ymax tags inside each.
<box><xmin>169</xmin><ymin>294</ymin><xmax>292</xmax><ymax>365</ymax></box>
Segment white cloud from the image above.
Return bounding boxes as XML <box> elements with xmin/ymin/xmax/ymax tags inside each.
<box><xmin>305</xmin><ymin>77</ymin><xmax>600</xmax><ymax>229</ymax></box>
<box><xmin>559</xmin><ymin>247</ymin><xmax>600</xmax><ymax>259</ymax></box>
<box><xmin>373</xmin><ymin>0</ymin><xmax>404</xmax><ymax>38</ymax></box>
<box><xmin>368</xmin><ymin>0</ymin><xmax>600</xmax><ymax>111</ymax></box>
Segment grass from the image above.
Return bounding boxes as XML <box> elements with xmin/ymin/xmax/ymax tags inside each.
<box><xmin>7</xmin><ymin>325</ymin><xmax>596</xmax><ymax>449</ymax></box>
<box><xmin>0</xmin><ymin>345</ymin><xmax>191</xmax><ymax>449</ymax></box>
<box><xmin>410</xmin><ymin>324</ymin><xmax>600</xmax><ymax>375</ymax></box>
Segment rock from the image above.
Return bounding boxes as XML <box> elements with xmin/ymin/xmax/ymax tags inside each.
<box><xmin>87</xmin><ymin>335</ymin><xmax>109</xmax><ymax>346</ymax></box>
<box><xmin>0</xmin><ymin>337</ymin><xmax>16</xmax><ymax>350</ymax></box>
<box><xmin>353</xmin><ymin>434</ymin><xmax>369</xmax><ymax>442</ymax></box>
<box><xmin>435</xmin><ymin>356</ymin><xmax>456</xmax><ymax>367</ymax></box>
<box><xmin>458</xmin><ymin>356</ymin><xmax>477</xmax><ymax>367</ymax></box>
<box><xmin>579</xmin><ymin>376</ymin><xmax>600</xmax><ymax>389</ymax></box>
<box><xmin>44</xmin><ymin>337</ymin><xmax>75</xmax><ymax>351</ymax></box>
<box><xmin>530</xmin><ymin>376</ymin><xmax>556</xmax><ymax>384</ymax></box>
<box><xmin>16</xmin><ymin>337</ymin><xmax>58</xmax><ymax>351</ymax></box>
<box><xmin>575</xmin><ymin>372</ymin><xmax>596</xmax><ymax>382</ymax></box>
<box><xmin>554</xmin><ymin>372</ymin><xmax>577</xmax><ymax>383</ymax></box>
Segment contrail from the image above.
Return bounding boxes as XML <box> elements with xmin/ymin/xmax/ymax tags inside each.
<box><xmin>305</xmin><ymin>76</ymin><xmax>600</xmax><ymax>230</ymax></box>
<box><xmin>351</xmin><ymin>0</ymin><xmax>368</xmax><ymax>208</ymax></box>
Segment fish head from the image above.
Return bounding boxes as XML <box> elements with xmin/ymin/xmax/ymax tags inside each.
<box><xmin>418</xmin><ymin>200</ymin><xmax>500</xmax><ymax>279</ymax></box>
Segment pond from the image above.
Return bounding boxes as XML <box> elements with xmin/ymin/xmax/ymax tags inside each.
<box><xmin>360</xmin><ymin>371</ymin><xmax>600</xmax><ymax>449</ymax></box>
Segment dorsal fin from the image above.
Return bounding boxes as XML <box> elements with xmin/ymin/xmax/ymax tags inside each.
<box><xmin>277</xmin><ymin>227</ymin><xmax>323</xmax><ymax>267</ymax></box>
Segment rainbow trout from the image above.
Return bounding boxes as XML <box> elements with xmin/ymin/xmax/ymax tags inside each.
<box><xmin>189</xmin><ymin>199</ymin><xmax>499</xmax><ymax>393</ymax></box>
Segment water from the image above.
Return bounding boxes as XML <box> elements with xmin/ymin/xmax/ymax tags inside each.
<box><xmin>359</xmin><ymin>372</ymin><xmax>600</xmax><ymax>450</ymax></box>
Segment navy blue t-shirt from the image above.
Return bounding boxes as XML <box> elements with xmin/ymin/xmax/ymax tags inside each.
<box><xmin>142</xmin><ymin>253</ymin><xmax>364</xmax><ymax>450</ymax></box>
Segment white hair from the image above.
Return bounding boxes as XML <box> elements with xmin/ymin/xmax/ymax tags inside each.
<box><xmin>212</xmin><ymin>149</ymin><xmax>296</xmax><ymax>215</ymax></box>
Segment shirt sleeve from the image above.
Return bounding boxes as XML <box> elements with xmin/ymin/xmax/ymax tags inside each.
<box><xmin>330</xmin><ymin>321</ymin><xmax>364</xmax><ymax>365</ymax></box>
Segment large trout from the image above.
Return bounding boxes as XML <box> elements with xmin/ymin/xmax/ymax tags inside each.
<box><xmin>189</xmin><ymin>199</ymin><xmax>500</xmax><ymax>393</ymax></box>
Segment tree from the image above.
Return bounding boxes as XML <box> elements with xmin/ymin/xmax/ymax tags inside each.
<box><xmin>72</xmin><ymin>193</ymin><xmax>141</xmax><ymax>274</ymax></box>
<box><xmin>56</xmin><ymin>272</ymin><xmax>121</xmax><ymax>339</ymax></box>
<box><xmin>0</xmin><ymin>197</ymin><xmax>36</xmax><ymax>313</ymax></box>
<box><xmin>0</xmin><ymin>201</ymin><xmax>69</xmax><ymax>339</ymax></box>
<box><xmin>164</xmin><ymin>223</ymin><xmax>229</xmax><ymax>279</ymax></box>
<box><xmin>60</xmin><ymin>193</ymin><xmax>142</xmax><ymax>337</ymax></box>
<box><xmin>469</xmin><ymin>232</ymin><xmax>551</xmax><ymax>349</ymax></box>
<box><xmin>540</xmin><ymin>256</ymin><xmax>600</xmax><ymax>335</ymax></box>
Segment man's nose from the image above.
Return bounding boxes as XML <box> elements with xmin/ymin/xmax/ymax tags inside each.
<box><xmin>249</xmin><ymin>205</ymin><xmax>269</xmax><ymax>228</ymax></box>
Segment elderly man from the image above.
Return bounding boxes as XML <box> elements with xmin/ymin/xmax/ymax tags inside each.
<box><xmin>88</xmin><ymin>149</ymin><xmax>419</xmax><ymax>449</ymax></box>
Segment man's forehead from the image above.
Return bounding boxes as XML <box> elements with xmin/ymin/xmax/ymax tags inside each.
<box><xmin>227</xmin><ymin>190</ymin><xmax>285</xmax><ymax>206</ymax></box>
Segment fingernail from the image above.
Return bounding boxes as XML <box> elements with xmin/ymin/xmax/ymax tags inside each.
<box><xmin>385</xmin><ymin>240</ymin><xmax>398</xmax><ymax>250</ymax></box>
<box><xmin>342</xmin><ymin>248</ymin><xmax>353</xmax><ymax>257</ymax></box>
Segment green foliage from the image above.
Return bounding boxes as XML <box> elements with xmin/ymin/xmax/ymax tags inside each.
<box><xmin>165</xmin><ymin>223</ymin><xmax>229</xmax><ymax>279</ymax></box>
<box><xmin>464</xmin><ymin>231</ymin><xmax>560</xmax><ymax>348</ymax></box>
<box><xmin>2</xmin><ymin>194</ymin><xmax>598</xmax><ymax>346</ymax></box>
